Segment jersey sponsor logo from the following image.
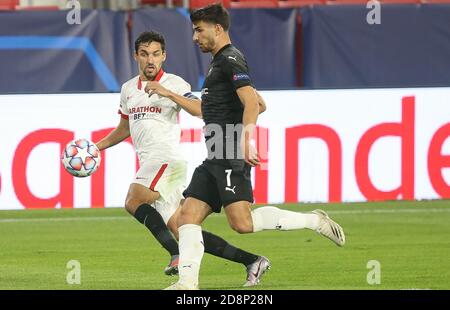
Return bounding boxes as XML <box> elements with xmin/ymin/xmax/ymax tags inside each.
<box><xmin>233</xmin><ymin>73</ymin><xmax>250</xmax><ymax>81</ymax></box>
<box><xmin>129</xmin><ymin>106</ymin><xmax>162</xmax><ymax>114</ymax></box>
<box><xmin>129</xmin><ymin>106</ymin><xmax>162</xmax><ymax>121</ymax></box>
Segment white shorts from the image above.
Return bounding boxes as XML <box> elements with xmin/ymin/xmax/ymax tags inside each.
<box><xmin>132</xmin><ymin>160</ymin><xmax>187</xmax><ymax>224</ymax></box>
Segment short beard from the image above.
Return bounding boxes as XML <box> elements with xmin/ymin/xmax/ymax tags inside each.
<box><xmin>142</xmin><ymin>66</ymin><xmax>157</xmax><ymax>81</ymax></box>
<box><xmin>202</xmin><ymin>38</ymin><xmax>215</xmax><ymax>53</ymax></box>
<box><xmin>144</xmin><ymin>72</ymin><xmax>155</xmax><ymax>81</ymax></box>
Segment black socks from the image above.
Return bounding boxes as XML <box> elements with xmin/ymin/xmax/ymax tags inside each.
<box><xmin>134</xmin><ymin>203</ymin><xmax>179</xmax><ymax>256</ymax></box>
<box><xmin>202</xmin><ymin>230</ymin><xmax>259</xmax><ymax>266</ymax></box>
<box><xmin>134</xmin><ymin>203</ymin><xmax>259</xmax><ymax>266</ymax></box>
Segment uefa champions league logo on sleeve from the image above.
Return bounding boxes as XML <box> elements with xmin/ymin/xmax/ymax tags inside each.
<box><xmin>66</xmin><ymin>0</ymin><xmax>81</xmax><ymax>25</ymax></box>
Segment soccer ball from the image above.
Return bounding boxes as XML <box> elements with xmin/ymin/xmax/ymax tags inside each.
<box><xmin>61</xmin><ymin>138</ymin><xmax>101</xmax><ymax>177</ymax></box>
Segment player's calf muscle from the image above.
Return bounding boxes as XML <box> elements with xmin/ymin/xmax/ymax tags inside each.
<box><xmin>167</xmin><ymin>208</ymin><xmax>182</xmax><ymax>238</ymax></box>
<box><xmin>167</xmin><ymin>218</ymin><xmax>179</xmax><ymax>239</ymax></box>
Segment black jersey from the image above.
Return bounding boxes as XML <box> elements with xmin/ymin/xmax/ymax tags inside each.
<box><xmin>201</xmin><ymin>44</ymin><xmax>253</xmax><ymax>126</ymax></box>
<box><xmin>200</xmin><ymin>44</ymin><xmax>254</xmax><ymax>162</ymax></box>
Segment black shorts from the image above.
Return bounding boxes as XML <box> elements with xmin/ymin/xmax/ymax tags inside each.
<box><xmin>183</xmin><ymin>159</ymin><xmax>254</xmax><ymax>213</ymax></box>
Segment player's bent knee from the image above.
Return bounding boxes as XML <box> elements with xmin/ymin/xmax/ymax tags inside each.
<box><xmin>124</xmin><ymin>197</ymin><xmax>144</xmax><ymax>216</ymax></box>
<box><xmin>230</xmin><ymin>222</ymin><xmax>253</xmax><ymax>234</ymax></box>
<box><xmin>177</xmin><ymin>207</ymin><xmax>194</xmax><ymax>226</ymax></box>
<box><xmin>177</xmin><ymin>206</ymin><xmax>204</xmax><ymax>227</ymax></box>
<box><xmin>125</xmin><ymin>184</ymin><xmax>159</xmax><ymax>216</ymax></box>
<box><xmin>176</xmin><ymin>198</ymin><xmax>211</xmax><ymax>226</ymax></box>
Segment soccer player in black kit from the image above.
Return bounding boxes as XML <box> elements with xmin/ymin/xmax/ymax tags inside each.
<box><xmin>166</xmin><ymin>4</ymin><xmax>346</xmax><ymax>290</ymax></box>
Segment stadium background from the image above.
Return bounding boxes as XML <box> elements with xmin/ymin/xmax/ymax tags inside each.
<box><xmin>0</xmin><ymin>0</ymin><xmax>449</xmax><ymax>290</ymax></box>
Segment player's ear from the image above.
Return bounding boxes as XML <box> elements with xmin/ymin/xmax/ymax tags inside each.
<box><xmin>162</xmin><ymin>51</ymin><xmax>167</xmax><ymax>62</ymax></box>
<box><xmin>215</xmin><ymin>24</ymin><xmax>223</xmax><ymax>36</ymax></box>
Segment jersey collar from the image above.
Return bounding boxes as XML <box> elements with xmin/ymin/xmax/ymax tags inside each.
<box><xmin>137</xmin><ymin>69</ymin><xmax>165</xmax><ymax>90</ymax></box>
<box><xmin>213</xmin><ymin>44</ymin><xmax>232</xmax><ymax>60</ymax></box>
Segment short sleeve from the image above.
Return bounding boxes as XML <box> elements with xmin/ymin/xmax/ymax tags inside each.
<box><xmin>223</xmin><ymin>55</ymin><xmax>253</xmax><ymax>90</ymax></box>
<box><xmin>118</xmin><ymin>85</ymin><xmax>129</xmax><ymax>119</ymax></box>
<box><xmin>172</xmin><ymin>78</ymin><xmax>199</xmax><ymax>111</ymax></box>
<box><xmin>174</xmin><ymin>79</ymin><xmax>191</xmax><ymax>97</ymax></box>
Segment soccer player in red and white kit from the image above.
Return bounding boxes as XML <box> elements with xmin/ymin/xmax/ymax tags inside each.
<box><xmin>95</xmin><ymin>31</ymin><xmax>270</xmax><ymax>286</ymax></box>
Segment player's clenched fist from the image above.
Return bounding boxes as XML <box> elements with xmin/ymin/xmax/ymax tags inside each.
<box><xmin>145</xmin><ymin>81</ymin><xmax>171</xmax><ymax>98</ymax></box>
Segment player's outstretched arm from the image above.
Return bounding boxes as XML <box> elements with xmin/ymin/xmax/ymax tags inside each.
<box><xmin>95</xmin><ymin>117</ymin><xmax>130</xmax><ymax>151</ymax></box>
<box><xmin>145</xmin><ymin>81</ymin><xmax>202</xmax><ymax>117</ymax></box>
<box><xmin>169</xmin><ymin>94</ymin><xmax>202</xmax><ymax>118</ymax></box>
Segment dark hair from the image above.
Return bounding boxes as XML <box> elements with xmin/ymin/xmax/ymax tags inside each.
<box><xmin>134</xmin><ymin>31</ymin><xmax>166</xmax><ymax>53</ymax></box>
<box><xmin>190</xmin><ymin>3</ymin><xmax>230</xmax><ymax>31</ymax></box>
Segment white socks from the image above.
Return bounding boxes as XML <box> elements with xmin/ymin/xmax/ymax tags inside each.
<box><xmin>176</xmin><ymin>208</ymin><xmax>319</xmax><ymax>287</ymax></box>
<box><xmin>178</xmin><ymin>224</ymin><xmax>204</xmax><ymax>288</ymax></box>
<box><xmin>251</xmin><ymin>206</ymin><xmax>320</xmax><ymax>232</ymax></box>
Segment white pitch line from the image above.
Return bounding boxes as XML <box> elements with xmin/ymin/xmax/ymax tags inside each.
<box><xmin>0</xmin><ymin>208</ymin><xmax>449</xmax><ymax>223</ymax></box>
<box><xmin>326</xmin><ymin>208</ymin><xmax>450</xmax><ymax>215</ymax></box>
<box><xmin>0</xmin><ymin>216</ymin><xmax>130</xmax><ymax>223</ymax></box>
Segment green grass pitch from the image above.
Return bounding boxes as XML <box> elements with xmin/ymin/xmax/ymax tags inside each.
<box><xmin>0</xmin><ymin>200</ymin><xmax>449</xmax><ymax>290</ymax></box>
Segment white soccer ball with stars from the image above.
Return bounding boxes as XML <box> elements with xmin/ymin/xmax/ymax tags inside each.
<box><xmin>61</xmin><ymin>138</ymin><xmax>101</xmax><ymax>177</ymax></box>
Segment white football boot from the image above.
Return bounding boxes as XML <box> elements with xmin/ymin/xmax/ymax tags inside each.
<box><xmin>243</xmin><ymin>256</ymin><xmax>271</xmax><ymax>287</ymax></box>
<box><xmin>312</xmin><ymin>209</ymin><xmax>346</xmax><ymax>247</ymax></box>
